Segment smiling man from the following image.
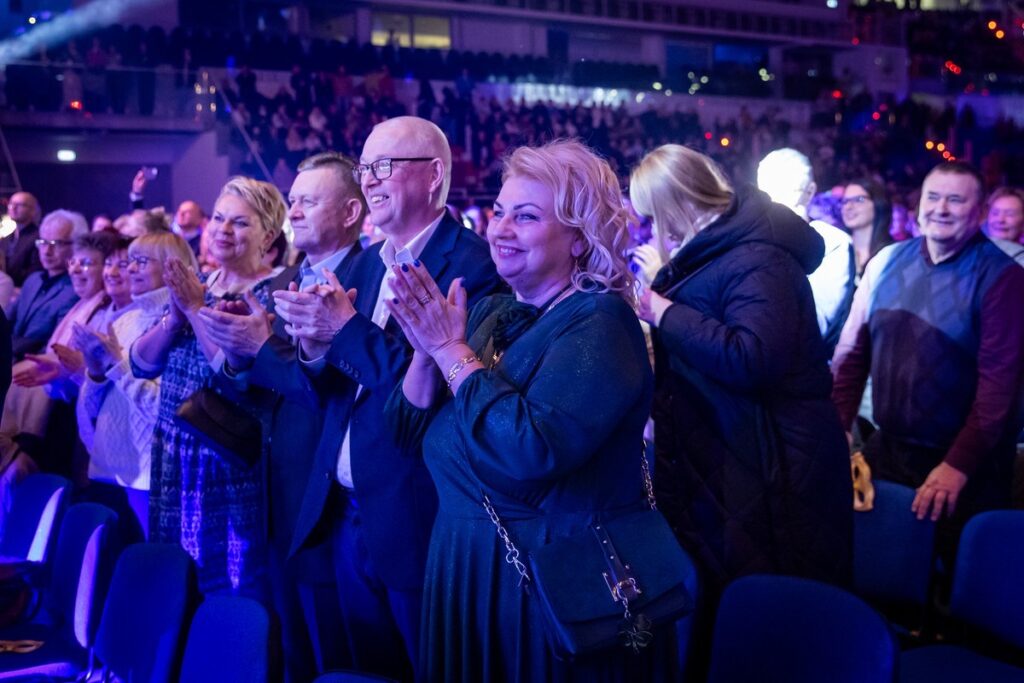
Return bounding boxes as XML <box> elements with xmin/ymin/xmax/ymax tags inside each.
<box><xmin>832</xmin><ymin>161</ymin><xmax>1024</xmax><ymax>555</ymax></box>
<box><xmin>264</xmin><ymin>116</ymin><xmax>503</xmax><ymax>680</ymax></box>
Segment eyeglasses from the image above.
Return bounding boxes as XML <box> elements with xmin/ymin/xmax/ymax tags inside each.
<box><xmin>68</xmin><ymin>257</ymin><xmax>98</xmax><ymax>270</ymax></box>
<box><xmin>841</xmin><ymin>196</ymin><xmax>870</xmax><ymax>207</ymax></box>
<box><xmin>35</xmin><ymin>238</ymin><xmax>73</xmax><ymax>249</ymax></box>
<box><xmin>352</xmin><ymin>157</ymin><xmax>433</xmax><ymax>183</ymax></box>
<box><xmin>129</xmin><ymin>255</ymin><xmax>155</xmax><ymax>267</ymax></box>
<box><xmin>104</xmin><ymin>257</ymin><xmax>132</xmax><ymax>269</ymax></box>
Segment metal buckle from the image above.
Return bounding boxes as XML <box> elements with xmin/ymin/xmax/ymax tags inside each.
<box><xmin>603</xmin><ymin>570</ymin><xmax>642</xmax><ymax>603</ymax></box>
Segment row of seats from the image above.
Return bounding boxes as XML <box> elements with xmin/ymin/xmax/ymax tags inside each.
<box><xmin>1</xmin><ymin>474</ymin><xmax>1021</xmax><ymax>681</ymax></box>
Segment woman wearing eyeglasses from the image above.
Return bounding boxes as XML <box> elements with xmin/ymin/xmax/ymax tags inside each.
<box><xmin>840</xmin><ymin>178</ymin><xmax>893</xmax><ymax>279</ymax></box>
<box><xmin>629</xmin><ymin>145</ymin><xmax>852</xmax><ymax>612</ymax></box>
<box><xmin>130</xmin><ymin>176</ymin><xmax>286</xmax><ymax>596</ymax></box>
<box><xmin>74</xmin><ymin>232</ymin><xmax>193</xmax><ymax>541</ymax></box>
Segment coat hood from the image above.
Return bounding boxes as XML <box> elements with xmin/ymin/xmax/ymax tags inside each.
<box><xmin>656</xmin><ymin>186</ymin><xmax>825</xmax><ymax>291</ymax></box>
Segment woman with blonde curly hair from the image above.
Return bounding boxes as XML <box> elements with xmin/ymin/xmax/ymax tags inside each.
<box><xmin>385</xmin><ymin>140</ymin><xmax>672</xmax><ymax>681</ymax></box>
<box><xmin>131</xmin><ymin>176</ymin><xmax>286</xmax><ymax>595</ymax></box>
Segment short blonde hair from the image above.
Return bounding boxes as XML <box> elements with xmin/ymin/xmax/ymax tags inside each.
<box><xmin>503</xmin><ymin>140</ymin><xmax>634</xmax><ymax>302</ymax></box>
<box><xmin>629</xmin><ymin>145</ymin><xmax>734</xmax><ymax>254</ymax></box>
<box><xmin>129</xmin><ymin>230</ymin><xmax>199</xmax><ymax>273</ymax></box>
<box><xmin>217</xmin><ymin>176</ymin><xmax>287</xmax><ymax>242</ymax></box>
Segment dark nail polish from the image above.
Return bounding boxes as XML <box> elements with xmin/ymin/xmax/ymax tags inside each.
<box><xmin>401</xmin><ymin>264</ymin><xmax>409</xmax><ymax>272</ymax></box>
<box><xmin>392</xmin><ymin>297</ymin><xmax>399</xmax><ymax>304</ymax></box>
<box><xmin>413</xmin><ymin>260</ymin><xmax>421</xmax><ymax>267</ymax></box>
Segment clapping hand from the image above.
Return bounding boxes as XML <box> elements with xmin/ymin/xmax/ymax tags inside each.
<box><xmin>273</xmin><ymin>270</ymin><xmax>358</xmax><ymax>358</ymax></box>
<box><xmin>385</xmin><ymin>261</ymin><xmax>467</xmax><ymax>360</ymax></box>
<box><xmin>71</xmin><ymin>322</ymin><xmax>122</xmax><ymax>379</ymax></box>
<box><xmin>197</xmin><ymin>291</ymin><xmax>274</xmax><ymax>370</ymax></box>
<box><xmin>12</xmin><ymin>354</ymin><xmax>62</xmax><ymax>387</ymax></box>
<box><xmin>52</xmin><ymin>343</ymin><xmax>86</xmax><ymax>375</ymax></box>
<box><xmin>164</xmin><ymin>257</ymin><xmax>205</xmax><ymax>315</ymax></box>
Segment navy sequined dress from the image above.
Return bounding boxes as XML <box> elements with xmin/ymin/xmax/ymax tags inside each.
<box><xmin>388</xmin><ymin>291</ymin><xmax>675</xmax><ymax>682</ymax></box>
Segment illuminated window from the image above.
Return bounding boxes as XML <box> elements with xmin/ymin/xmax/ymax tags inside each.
<box><xmin>371</xmin><ymin>13</ymin><xmax>450</xmax><ymax>49</ymax></box>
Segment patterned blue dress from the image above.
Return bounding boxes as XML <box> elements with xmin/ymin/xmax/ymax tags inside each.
<box><xmin>138</xmin><ymin>276</ymin><xmax>271</xmax><ymax>595</ymax></box>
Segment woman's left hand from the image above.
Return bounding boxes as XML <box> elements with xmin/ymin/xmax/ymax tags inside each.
<box><xmin>164</xmin><ymin>257</ymin><xmax>206</xmax><ymax>314</ymax></box>
<box><xmin>386</xmin><ymin>262</ymin><xmax>467</xmax><ymax>360</ymax></box>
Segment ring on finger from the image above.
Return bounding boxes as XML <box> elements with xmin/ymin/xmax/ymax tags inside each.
<box><xmin>416</xmin><ymin>295</ymin><xmax>432</xmax><ymax>306</ymax></box>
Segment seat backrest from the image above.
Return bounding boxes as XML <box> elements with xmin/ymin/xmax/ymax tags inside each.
<box><xmin>853</xmin><ymin>479</ymin><xmax>936</xmax><ymax>605</ymax></box>
<box><xmin>315</xmin><ymin>672</ymin><xmax>400</xmax><ymax>682</ymax></box>
<box><xmin>94</xmin><ymin>543</ymin><xmax>196</xmax><ymax>683</ymax></box>
<box><xmin>0</xmin><ymin>473</ymin><xmax>69</xmax><ymax>563</ymax></box>
<box><xmin>950</xmin><ymin>510</ymin><xmax>1024</xmax><ymax>650</ymax></box>
<box><xmin>707</xmin><ymin>574</ymin><xmax>897</xmax><ymax>683</ymax></box>
<box><xmin>43</xmin><ymin>503</ymin><xmax>118</xmax><ymax>648</ymax></box>
<box><xmin>179</xmin><ymin>596</ymin><xmax>270</xmax><ymax>683</ymax></box>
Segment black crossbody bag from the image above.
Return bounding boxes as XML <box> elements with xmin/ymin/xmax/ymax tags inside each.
<box><xmin>481</xmin><ymin>445</ymin><xmax>694</xmax><ymax>659</ymax></box>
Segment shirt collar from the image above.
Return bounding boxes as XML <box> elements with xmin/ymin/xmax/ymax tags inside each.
<box><xmin>300</xmin><ymin>243</ymin><xmax>355</xmax><ymax>282</ymax></box>
<box><xmin>379</xmin><ymin>213</ymin><xmax>444</xmax><ymax>270</ymax></box>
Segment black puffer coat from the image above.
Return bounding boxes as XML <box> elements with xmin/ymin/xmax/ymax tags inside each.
<box><xmin>651</xmin><ymin>187</ymin><xmax>852</xmax><ymax>595</ymax></box>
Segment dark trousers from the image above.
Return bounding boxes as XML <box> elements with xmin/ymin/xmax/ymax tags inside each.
<box><xmin>268</xmin><ymin>544</ymin><xmax>347</xmax><ymax>683</ymax></box>
<box><xmin>330</xmin><ymin>493</ymin><xmax>420</xmax><ymax>682</ymax></box>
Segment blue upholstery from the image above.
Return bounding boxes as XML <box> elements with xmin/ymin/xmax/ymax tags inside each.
<box><xmin>900</xmin><ymin>645</ymin><xmax>1024</xmax><ymax>683</ymax></box>
<box><xmin>315</xmin><ymin>672</ymin><xmax>399</xmax><ymax>682</ymax></box>
<box><xmin>179</xmin><ymin>596</ymin><xmax>270</xmax><ymax>683</ymax></box>
<box><xmin>707</xmin><ymin>574</ymin><xmax>897</xmax><ymax>683</ymax></box>
<box><xmin>0</xmin><ymin>474</ymin><xmax>69</xmax><ymax>565</ymax></box>
<box><xmin>674</xmin><ymin>542</ymin><xmax>700</xmax><ymax>674</ymax></box>
<box><xmin>898</xmin><ymin>511</ymin><xmax>1024</xmax><ymax>683</ymax></box>
<box><xmin>854</xmin><ymin>480</ymin><xmax>936</xmax><ymax>606</ymax></box>
<box><xmin>949</xmin><ymin>511</ymin><xmax>1024</xmax><ymax>649</ymax></box>
<box><xmin>93</xmin><ymin>543</ymin><xmax>196</xmax><ymax>683</ymax></box>
<box><xmin>0</xmin><ymin>503</ymin><xmax>118</xmax><ymax>680</ymax></box>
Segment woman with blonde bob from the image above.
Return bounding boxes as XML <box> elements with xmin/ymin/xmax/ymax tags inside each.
<box><xmin>131</xmin><ymin>176</ymin><xmax>286</xmax><ymax>595</ymax></box>
<box><xmin>74</xmin><ymin>231</ymin><xmax>194</xmax><ymax>540</ymax></box>
<box><xmin>630</xmin><ymin>145</ymin><xmax>852</xmax><ymax>603</ymax></box>
<box><xmin>385</xmin><ymin>140</ymin><xmax>670</xmax><ymax>681</ymax></box>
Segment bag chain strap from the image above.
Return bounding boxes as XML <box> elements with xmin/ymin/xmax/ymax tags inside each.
<box><xmin>640</xmin><ymin>440</ymin><xmax>657</xmax><ymax>511</ymax></box>
<box><xmin>483</xmin><ymin>494</ymin><xmax>532</xmax><ymax>588</ymax></box>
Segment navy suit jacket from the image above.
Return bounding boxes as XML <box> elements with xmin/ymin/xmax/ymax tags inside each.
<box><xmin>221</xmin><ymin>244</ymin><xmax>361</xmax><ymax>583</ymax></box>
<box><xmin>10</xmin><ymin>271</ymin><xmax>78</xmax><ymax>359</ymax></box>
<box><xmin>251</xmin><ymin>214</ymin><xmax>504</xmax><ymax>590</ymax></box>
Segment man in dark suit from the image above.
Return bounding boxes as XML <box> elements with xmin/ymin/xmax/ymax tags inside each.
<box><xmin>200</xmin><ymin>152</ymin><xmax>366</xmax><ymax>682</ymax></box>
<box><xmin>270</xmin><ymin>116</ymin><xmax>503</xmax><ymax>680</ymax></box>
<box><xmin>2</xmin><ymin>191</ymin><xmax>43</xmax><ymax>286</ymax></box>
<box><xmin>9</xmin><ymin>210</ymin><xmax>83</xmax><ymax>359</ymax></box>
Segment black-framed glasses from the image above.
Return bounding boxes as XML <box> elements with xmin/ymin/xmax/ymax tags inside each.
<box><xmin>841</xmin><ymin>195</ymin><xmax>870</xmax><ymax>207</ymax></box>
<box><xmin>129</xmin><ymin>255</ymin><xmax>155</xmax><ymax>268</ymax></box>
<box><xmin>352</xmin><ymin>157</ymin><xmax>433</xmax><ymax>183</ymax></box>
<box><xmin>35</xmin><ymin>238</ymin><xmax>73</xmax><ymax>249</ymax></box>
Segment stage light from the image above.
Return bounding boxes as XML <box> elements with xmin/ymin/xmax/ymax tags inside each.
<box><xmin>925</xmin><ymin>141</ymin><xmax>934</xmax><ymax>150</ymax></box>
<box><xmin>57</xmin><ymin>149</ymin><xmax>76</xmax><ymax>162</ymax></box>
<box><xmin>704</xmin><ymin>131</ymin><xmax>713</xmax><ymax>140</ymax></box>
<box><xmin>937</xmin><ymin>143</ymin><xmax>946</xmax><ymax>152</ymax></box>
<box><xmin>652</xmin><ymin>82</ymin><xmax>663</xmax><ymax>91</ymax></box>
<box><xmin>831</xmin><ymin>89</ymin><xmax>843</xmax><ymax>99</ymax></box>
<box><xmin>995</xmin><ymin>29</ymin><xmax>1005</xmax><ymax>39</ymax></box>
<box><xmin>720</xmin><ymin>137</ymin><xmax>730</xmax><ymax>147</ymax></box>
<box><xmin>70</xmin><ymin>99</ymin><xmax>82</xmax><ymax>110</ymax></box>
<box><xmin>28</xmin><ymin>17</ymin><xmax>37</xmax><ymax>25</ymax></box>
<box><xmin>872</xmin><ymin>112</ymin><xmax>880</xmax><ymax>121</ymax></box>
<box><xmin>987</xmin><ymin>20</ymin><xmax>997</xmax><ymax>30</ymax></box>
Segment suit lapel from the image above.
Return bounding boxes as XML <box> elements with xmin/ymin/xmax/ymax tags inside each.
<box><xmin>22</xmin><ymin>275</ymin><xmax>71</xmax><ymax>329</ymax></box>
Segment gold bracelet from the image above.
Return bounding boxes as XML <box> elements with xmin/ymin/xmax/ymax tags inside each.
<box><xmin>446</xmin><ymin>354</ymin><xmax>479</xmax><ymax>388</ymax></box>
